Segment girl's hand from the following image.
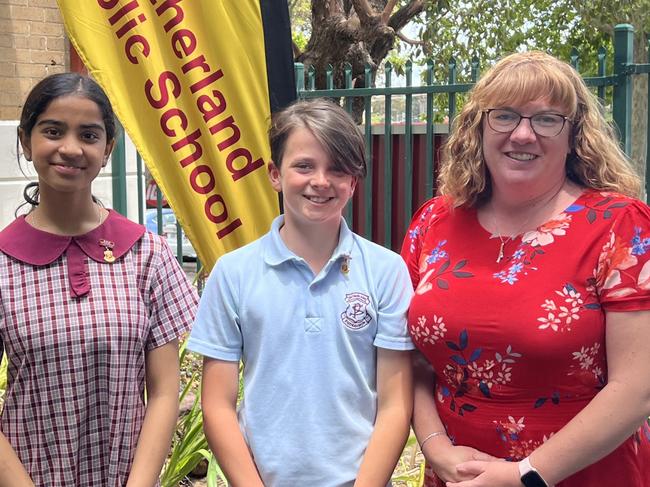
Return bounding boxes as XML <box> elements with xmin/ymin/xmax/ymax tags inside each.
<box><xmin>424</xmin><ymin>441</ymin><xmax>501</xmax><ymax>483</ymax></box>
<box><xmin>445</xmin><ymin>459</ymin><xmax>520</xmax><ymax>487</ymax></box>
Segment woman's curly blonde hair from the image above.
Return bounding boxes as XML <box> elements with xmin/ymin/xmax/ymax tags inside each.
<box><xmin>438</xmin><ymin>51</ymin><xmax>641</xmax><ymax>208</ymax></box>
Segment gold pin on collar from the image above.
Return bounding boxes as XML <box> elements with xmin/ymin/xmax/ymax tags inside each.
<box><xmin>341</xmin><ymin>255</ymin><xmax>351</xmax><ymax>275</ymax></box>
<box><xmin>99</xmin><ymin>238</ymin><xmax>116</xmax><ymax>263</ymax></box>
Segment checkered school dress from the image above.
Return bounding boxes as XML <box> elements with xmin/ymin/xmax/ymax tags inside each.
<box><xmin>0</xmin><ymin>210</ymin><xmax>198</xmax><ymax>486</ymax></box>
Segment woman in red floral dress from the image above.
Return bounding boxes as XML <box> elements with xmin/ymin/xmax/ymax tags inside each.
<box><xmin>402</xmin><ymin>51</ymin><xmax>650</xmax><ymax>487</ymax></box>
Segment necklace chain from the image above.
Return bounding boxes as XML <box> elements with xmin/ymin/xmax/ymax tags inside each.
<box><xmin>491</xmin><ymin>182</ymin><xmax>566</xmax><ymax>264</ymax></box>
<box><xmin>29</xmin><ymin>203</ymin><xmax>104</xmax><ymax>232</ymax></box>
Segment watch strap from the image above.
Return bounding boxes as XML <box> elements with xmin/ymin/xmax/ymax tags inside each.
<box><xmin>518</xmin><ymin>456</ymin><xmax>534</xmax><ymax>477</ymax></box>
<box><xmin>518</xmin><ymin>456</ymin><xmax>550</xmax><ymax>487</ymax></box>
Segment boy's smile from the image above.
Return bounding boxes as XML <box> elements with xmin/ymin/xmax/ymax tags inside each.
<box><xmin>268</xmin><ymin>127</ymin><xmax>356</xmax><ymax>231</ymax></box>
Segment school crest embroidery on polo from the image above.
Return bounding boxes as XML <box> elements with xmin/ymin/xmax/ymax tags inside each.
<box><xmin>341</xmin><ymin>292</ymin><xmax>372</xmax><ymax>330</ymax></box>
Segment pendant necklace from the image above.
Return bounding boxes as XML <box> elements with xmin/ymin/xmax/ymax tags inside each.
<box><xmin>491</xmin><ymin>182</ymin><xmax>566</xmax><ymax>264</ymax></box>
<box><xmin>495</xmin><ymin>234</ymin><xmax>510</xmax><ymax>264</ymax></box>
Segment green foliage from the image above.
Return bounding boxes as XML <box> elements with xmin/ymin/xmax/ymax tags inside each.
<box><xmin>386</xmin><ymin>51</ymin><xmax>408</xmax><ymax>76</ymax></box>
<box><xmin>293</xmin><ymin>30</ymin><xmax>309</xmax><ymax>52</ymax></box>
<box><xmin>289</xmin><ymin>0</ymin><xmax>311</xmax><ymax>36</ymax></box>
<box><xmin>0</xmin><ymin>353</ymin><xmax>6</xmax><ymax>393</ymax></box>
<box><xmin>408</xmin><ymin>0</ymin><xmax>649</xmax><ymax>81</ymax></box>
<box><xmin>576</xmin><ymin>0</ymin><xmax>650</xmax><ymax>36</ymax></box>
<box><xmin>160</xmin><ymin>341</ymin><xmax>226</xmax><ymax>487</ymax></box>
<box><xmin>390</xmin><ymin>432</ymin><xmax>425</xmax><ymax>487</ymax></box>
<box><xmin>205</xmin><ymin>455</ymin><xmax>227</xmax><ymax>487</ymax></box>
<box><xmin>414</xmin><ymin>1</ymin><xmax>587</xmax><ymax>80</ymax></box>
<box><xmin>383</xmin><ymin>0</ymin><xmax>650</xmax><ymax>122</ymax></box>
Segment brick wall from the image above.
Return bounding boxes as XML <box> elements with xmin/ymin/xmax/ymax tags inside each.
<box><xmin>0</xmin><ymin>0</ymin><xmax>67</xmax><ymax>120</ymax></box>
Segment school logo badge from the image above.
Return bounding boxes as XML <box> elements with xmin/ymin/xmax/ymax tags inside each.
<box><xmin>341</xmin><ymin>292</ymin><xmax>372</xmax><ymax>330</ymax></box>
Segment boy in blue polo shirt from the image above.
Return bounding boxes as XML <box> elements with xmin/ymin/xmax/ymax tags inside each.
<box><xmin>188</xmin><ymin>99</ymin><xmax>414</xmax><ymax>487</ymax></box>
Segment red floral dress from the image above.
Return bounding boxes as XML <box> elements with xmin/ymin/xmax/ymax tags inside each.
<box><xmin>401</xmin><ymin>190</ymin><xmax>650</xmax><ymax>487</ymax></box>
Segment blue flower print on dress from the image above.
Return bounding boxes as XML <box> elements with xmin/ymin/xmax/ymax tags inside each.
<box><xmin>631</xmin><ymin>227</ymin><xmax>650</xmax><ymax>256</ymax></box>
<box><xmin>407</xmin><ymin>227</ymin><xmax>420</xmax><ymax>254</ymax></box>
<box><xmin>494</xmin><ymin>261</ymin><xmax>525</xmax><ymax>285</ymax></box>
<box><xmin>492</xmin><ymin>213</ymin><xmax>572</xmax><ymax>286</ymax></box>
<box><xmin>406</xmin><ymin>203</ymin><xmax>435</xmax><ymax>254</ymax></box>
<box><xmin>427</xmin><ymin>240</ymin><xmax>448</xmax><ymax>264</ymax></box>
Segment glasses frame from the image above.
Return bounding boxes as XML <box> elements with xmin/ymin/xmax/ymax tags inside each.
<box><xmin>483</xmin><ymin>108</ymin><xmax>572</xmax><ymax>138</ymax></box>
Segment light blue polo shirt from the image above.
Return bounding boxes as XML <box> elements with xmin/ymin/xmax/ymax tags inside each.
<box><xmin>188</xmin><ymin>215</ymin><xmax>414</xmax><ymax>487</ymax></box>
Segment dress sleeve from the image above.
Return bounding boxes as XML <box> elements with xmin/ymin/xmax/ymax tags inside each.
<box><xmin>596</xmin><ymin>199</ymin><xmax>650</xmax><ymax>312</ymax></box>
<box><xmin>147</xmin><ymin>239</ymin><xmax>199</xmax><ymax>350</ymax></box>
<box><xmin>186</xmin><ymin>256</ymin><xmax>242</xmax><ymax>362</ymax></box>
<box><xmin>400</xmin><ymin>197</ymin><xmax>446</xmax><ymax>290</ymax></box>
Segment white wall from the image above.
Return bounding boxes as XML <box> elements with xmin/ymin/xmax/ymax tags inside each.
<box><xmin>0</xmin><ymin>121</ymin><xmax>143</xmax><ymax>229</ymax></box>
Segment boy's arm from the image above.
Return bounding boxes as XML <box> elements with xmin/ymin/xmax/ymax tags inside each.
<box><xmin>202</xmin><ymin>357</ymin><xmax>264</xmax><ymax>487</ymax></box>
<box><xmin>354</xmin><ymin>348</ymin><xmax>413</xmax><ymax>487</ymax></box>
<box><xmin>0</xmin><ymin>432</ymin><xmax>33</xmax><ymax>487</ymax></box>
<box><xmin>126</xmin><ymin>340</ymin><xmax>181</xmax><ymax>487</ymax></box>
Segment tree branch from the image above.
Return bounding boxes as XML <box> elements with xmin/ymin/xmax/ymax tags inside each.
<box><xmin>396</xmin><ymin>30</ymin><xmax>424</xmax><ymax>45</ymax></box>
<box><xmin>388</xmin><ymin>0</ymin><xmax>425</xmax><ymax>31</ymax></box>
<box><xmin>312</xmin><ymin>0</ymin><xmax>331</xmax><ymax>23</ymax></box>
<box><xmin>381</xmin><ymin>0</ymin><xmax>399</xmax><ymax>24</ymax></box>
<box><xmin>292</xmin><ymin>39</ymin><xmax>302</xmax><ymax>58</ymax></box>
<box><xmin>350</xmin><ymin>0</ymin><xmax>375</xmax><ymax>24</ymax></box>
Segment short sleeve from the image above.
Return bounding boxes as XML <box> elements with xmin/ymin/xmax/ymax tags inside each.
<box><xmin>147</xmin><ymin>240</ymin><xmax>199</xmax><ymax>350</ymax></box>
<box><xmin>400</xmin><ymin>197</ymin><xmax>449</xmax><ymax>290</ymax></box>
<box><xmin>186</xmin><ymin>256</ymin><xmax>242</xmax><ymax>362</ymax></box>
<box><xmin>0</xmin><ymin>294</ymin><xmax>4</xmax><ymax>358</ymax></box>
<box><xmin>374</xmin><ymin>252</ymin><xmax>415</xmax><ymax>351</ymax></box>
<box><xmin>596</xmin><ymin>199</ymin><xmax>650</xmax><ymax>312</ymax></box>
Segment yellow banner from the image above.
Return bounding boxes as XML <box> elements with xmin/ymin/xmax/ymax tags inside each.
<box><xmin>57</xmin><ymin>0</ymin><xmax>281</xmax><ymax>272</ymax></box>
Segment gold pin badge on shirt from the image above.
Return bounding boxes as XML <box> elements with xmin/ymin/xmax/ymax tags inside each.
<box><xmin>99</xmin><ymin>239</ymin><xmax>116</xmax><ymax>263</ymax></box>
<box><xmin>341</xmin><ymin>255</ymin><xmax>351</xmax><ymax>275</ymax></box>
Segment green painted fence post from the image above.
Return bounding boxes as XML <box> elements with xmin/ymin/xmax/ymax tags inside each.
<box><xmin>295</xmin><ymin>62</ymin><xmax>304</xmax><ymax>97</ymax></box>
<box><xmin>363</xmin><ymin>63</ymin><xmax>373</xmax><ymax>240</ymax></box>
<box><xmin>111</xmin><ymin>128</ymin><xmax>127</xmax><ymax>216</ymax></box>
<box><xmin>136</xmin><ymin>152</ymin><xmax>144</xmax><ymax>224</ymax></box>
<box><xmin>613</xmin><ymin>24</ymin><xmax>634</xmax><ymax>155</ymax></box>
<box><xmin>383</xmin><ymin>61</ymin><xmax>393</xmax><ymax>249</ymax></box>
<box><xmin>646</xmin><ymin>36</ymin><xmax>650</xmax><ymax>202</ymax></box>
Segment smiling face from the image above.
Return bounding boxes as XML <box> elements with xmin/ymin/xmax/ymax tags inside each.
<box><xmin>268</xmin><ymin>127</ymin><xmax>357</xmax><ymax>231</ymax></box>
<box><xmin>19</xmin><ymin>94</ymin><xmax>114</xmax><ymax>198</ymax></box>
<box><xmin>482</xmin><ymin>98</ymin><xmax>571</xmax><ymax>195</ymax></box>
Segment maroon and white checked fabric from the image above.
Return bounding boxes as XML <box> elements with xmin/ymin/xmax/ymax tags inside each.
<box><xmin>0</xmin><ymin>211</ymin><xmax>198</xmax><ymax>486</ymax></box>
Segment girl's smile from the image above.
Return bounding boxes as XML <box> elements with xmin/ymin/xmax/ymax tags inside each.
<box><xmin>20</xmin><ymin>94</ymin><xmax>113</xmax><ymax>197</ymax></box>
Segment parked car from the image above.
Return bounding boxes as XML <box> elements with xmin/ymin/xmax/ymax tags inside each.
<box><xmin>145</xmin><ymin>208</ymin><xmax>197</xmax><ymax>260</ymax></box>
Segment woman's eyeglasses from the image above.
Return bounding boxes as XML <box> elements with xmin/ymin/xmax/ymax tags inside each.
<box><xmin>483</xmin><ymin>109</ymin><xmax>571</xmax><ymax>137</ymax></box>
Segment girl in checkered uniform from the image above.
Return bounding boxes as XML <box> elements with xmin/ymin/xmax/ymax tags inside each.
<box><xmin>0</xmin><ymin>73</ymin><xmax>198</xmax><ymax>486</ymax></box>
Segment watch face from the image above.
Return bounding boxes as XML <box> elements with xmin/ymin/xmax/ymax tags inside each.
<box><xmin>521</xmin><ymin>470</ymin><xmax>548</xmax><ymax>487</ymax></box>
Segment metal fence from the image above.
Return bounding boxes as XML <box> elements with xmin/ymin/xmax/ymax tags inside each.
<box><xmin>295</xmin><ymin>23</ymin><xmax>650</xmax><ymax>250</ymax></box>
<box><xmin>112</xmin><ymin>24</ymin><xmax>650</xmax><ymax>257</ymax></box>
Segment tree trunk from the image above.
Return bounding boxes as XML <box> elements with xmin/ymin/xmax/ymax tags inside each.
<box><xmin>295</xmin><ymin>0</ymin><xmax>426</xmax><ymax>121</ymax></box>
